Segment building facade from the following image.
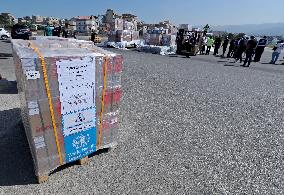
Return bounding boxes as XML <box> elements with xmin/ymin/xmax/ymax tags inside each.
<box><xmin>104</xmin><ymin>9</ymin><xmax>120</xmax><ymax>24</ymax></box>
<box><xmin>45</xmin><ymin>17</ymin><xmax>60</xmax><ymax>25</ymax></box>
<box><xmin>75</xmin><ymin>16</ymin><xmax>99</xmax><ymax>34</ymax></box>
<box><xmin>122</xmin><ymin>13</ymin><xmax>138</xmax><ymax>31</ymax></box>
<box><xmin>32</xmin><ymin>15</ymin><xmax>44</xmax><ymax>24</ymax></box>
<box><xmin>66</xmin><ymin>18</ymin><xmax>77</xmax><ymax>31</ymax></box>
<box><xmin>142</xmin><ymin>20</ymin><xmax>177</xmax><ymax>35</ymax></box>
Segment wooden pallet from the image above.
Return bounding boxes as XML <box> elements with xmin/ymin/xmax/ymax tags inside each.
<box><xmin>78</xmin><ymin>156</ymin><xmax>89</xmax><ymax>165</ymax></box>
<box><xmin>36</xmin><ymin>145</ymin><xmax>116</xmax><ymax>184</ymax></box>
<box><xmin>37</xmin><ymin>175</ymin><xmax>49</xmax><ymax>184</ymax></box>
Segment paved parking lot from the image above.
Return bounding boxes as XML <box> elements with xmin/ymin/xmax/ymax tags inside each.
<box><xmin>0</xmin><ymin>40</ymin><xmax>284</xmax><ymax>194</ymax></box>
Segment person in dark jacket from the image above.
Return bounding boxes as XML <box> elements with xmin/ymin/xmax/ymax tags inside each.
<box><xmin>189</xmin><ymin>35</ymin><xmax>197</xmax><ymax>52</ymax></box>
<box><xmin>227</xmin><ymin>39</ymin><xmax>235</xmax><ymax>58</ymax></box>
<box><xmin>254</xmin><ymin>36</ymin><xmax>268</xmax><ymax>62</ymax></box>
<box><xmin>243</xmin><ymin>36</ymin><xmax>257</xmax><ymax>67</ymax></box>
<box><xmin>234</xmin><ymin>38</ymin><xmax>247</xmax><ymax>63</ymax></box>
<box><xmin>91</xmin><ymin>30</ymin><xmax>96</xmax><ymax>43</ymax></box>
<box><xmin>213</xmin><ymin>36</ymin><xmax>222</xmax><ymax>55</ymax></box>
<box><xmin>222</xmin><ymin>36</ymin><xmax>230</xmax><ymax>57</ymax></box>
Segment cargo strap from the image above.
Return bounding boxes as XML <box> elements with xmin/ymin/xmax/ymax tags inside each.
<box><xmin>97</xmin><ymin>57</ymin><xmax>108</xmax><ymax>148</ymax></box>
<box><xmin>29</xmin><ymin>41</ymin><xmax>64</xmax><ymax>165</ymax></box>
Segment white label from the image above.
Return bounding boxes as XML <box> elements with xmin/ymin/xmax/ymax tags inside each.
<box><xmin>26</xmin><ymin>71</ymin><xmax>40</xmax><ymax>80</ymax></box>
<box><xmin>28</xmin><ymin>101</ymin><xmax>38</xmax><ymax>109</ymax></box>
<box><xmin>56</xmin><ymin>57</ymin><xmax>96</xmax><ymax>115</ymax></box>
<box><xmin>29</xmin><ymin>108</ymin><xmax>39</xmax><ymax>116</ymax></box>
<box><xmin>59</xmin><ymin>90</ymin><xmax>95</xmax><ymax>115</ymax></box>
<box><xmin>34</xmin><ymin>136</ymin><xmax>46</xmax><ymax>149</ymax></box>
<box><xmin>57</xmin><ymin>57</ymin><xmax>96</xmax><ymax>136</ymax></box>
<box><xmin>21</xmin><ymin>59</ymin><xmax>36</xmax><ymax>73</ymax></box>
<box><xmin>62</xmin><ymin>108</ymin><xmax>96</xmax><ymax>136</ymax></box>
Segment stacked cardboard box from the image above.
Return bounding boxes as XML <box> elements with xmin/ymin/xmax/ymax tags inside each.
<box><xmin>108</xmin><ymin>18</ymin><xmax>139</xmax><ymax>44</ymax></box>
<box><xmin>108</xmin><ymin>30</ymin><xmax>139</xmax><ymax>42</ymax></box>
<box><xmin>144</xmin><ymin>33</ymin><xmax>176</xmax><ymax>46</ymax></box>
<box><xmin>147</xmin><ymin>29</ymin><xmax>169</xmax><ymax>35</ymax></box>
<box><xmin>112</xmin><ymin>18</ymin><xmax>124</xmax><ymax>31</ymax></box>
<box><xmin>148</xmin><ymin>34</ymin><xmax>162</xmax><ymax>46</ymax></box>
<box><xmin>108</xmin><ymin>31</ymin><xmax>117</xmax><ymax>42</ymax></box>
<box><xmin>12</xmin><ymin>37</ymin><xmax>122</xmax><ymax>180</ymax></box>
<box><xmin>123</xmin><ymin>21</ymin><xmax>135</xmax><ymax>30</ymax></box>
<box><xmin>179</xmin><ymin>24</ymin><xmax>193</xmax><ymax>31</ymax></box>
<box><xmin>161</xmin><ymin>35</ymin><xmax>176</xmax><ymax>46</ymax></box>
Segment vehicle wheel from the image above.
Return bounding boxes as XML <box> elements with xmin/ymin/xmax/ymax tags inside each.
<box><xmin>1</xmin><ymin>35</ymin><xmax>8</xmax><ymax>40</ymax></box>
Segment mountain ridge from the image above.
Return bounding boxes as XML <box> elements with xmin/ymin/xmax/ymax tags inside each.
<box><xmin>195</xmin><ymin>23</ymin><xmax>284</xmax><ymax>36</ymax></box>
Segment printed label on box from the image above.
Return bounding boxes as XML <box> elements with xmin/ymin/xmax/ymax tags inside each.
<box><xmin>56</xmin><ymin>57</ymin><xmax>96</xmax><ymax>115</ymax></box>
<box><xmin>34</xmin><ymin>136</ymin><xmax>46</xmax><ymax>149</ymax></box>
<box><xmin>57</xmin><ymin>57</ymin><xmax>97</xmax><ymax>163</ymax></box>
<box><xmin>62</xmin><ymin>108</ymin><xmax>96</xmax><ymax>137</ymax></box>
<box><xmin>59</xmin><ymin>90</ymin><xmax>95</xmax><ymax>115</ymax></box>
<box><xmin>28</xmin><ymin>101</ymin><xmax>38</xmax><ymax>109</ymax></box>
<box><xmin>21</xmin><ymin>59</ymin><xmax>36</xmax><ymax>73</ymax></box>
<box><xmin>29</xmin><ymin>108</ymin><xmax>39</xmax><ymax>116</ymax></box>
<box><xmin>26</xmin><ymin>71</ymin><xmax>40</xmax><ymax>80</ymax></box>
<box><xmin>64</xmin><ymin>127</ymin><xmax>96</xmax><ymax>163</ymax></box>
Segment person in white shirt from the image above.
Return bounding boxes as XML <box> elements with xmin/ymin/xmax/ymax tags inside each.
<box><xmin>270</xmin><ymin>41</ymin><xmax>284</xmax><ymax>64</ymax></box>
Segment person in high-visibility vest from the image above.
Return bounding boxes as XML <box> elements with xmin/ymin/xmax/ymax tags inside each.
<box><xmin>206</xmin><ymin>36</ymin><xmax>214</xmax><ymax>55</ymax></box>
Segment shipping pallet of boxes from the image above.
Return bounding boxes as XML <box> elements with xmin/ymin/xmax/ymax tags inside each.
<box><xmin>12</xmin><ymin>37</ymin><xmax>123</xmax><ymax>183</ymax></box>
<box><xmin>108</xmin><ymin>30</ymin><xmax>140</xmax><ymax>48</ymax></box>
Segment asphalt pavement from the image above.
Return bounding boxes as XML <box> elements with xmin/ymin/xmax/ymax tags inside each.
<box><xmin>0</xmin><ymin>40</ymin><xmax>284</xmax><ymax>194</ymax></box>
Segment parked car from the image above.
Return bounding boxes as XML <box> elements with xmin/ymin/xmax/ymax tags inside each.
<box><xmin>11</xmin><ymin>24</ymin><xmax>32</xmax><ymax>40</ymax></box>
<box><xmin>0</xmin><ymin>28</ymin><xmax>10</xmax><ymax>40</ymax></box>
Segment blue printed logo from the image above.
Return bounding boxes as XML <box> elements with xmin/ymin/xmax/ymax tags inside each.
<box><xmin>64</xmin><ymin>127</ymin><xmax>96</xmax><ymax>163</ymax></box>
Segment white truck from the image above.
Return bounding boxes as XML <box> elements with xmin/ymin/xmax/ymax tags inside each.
<box><xmin>0</xmin><ymin>28</ymin><xmax>10</xmax><ymax>40</ymax></box>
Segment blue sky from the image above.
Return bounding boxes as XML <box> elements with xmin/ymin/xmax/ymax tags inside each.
<box><xmin>1</xmin><ymin>0</ymin><xmax>283</xmax><ymax>25</ymax></box>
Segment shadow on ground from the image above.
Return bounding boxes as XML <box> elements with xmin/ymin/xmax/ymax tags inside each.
<box><xmin>0</xmin><ymin>80</ymin><xmax>18</xmax><ymax>94</ymax></box>
<box><xmin>224</xmin><ymin>64</ymin><xmax>236</xmax><ymax>67</ymax></box>
<box><xmin>0</xmin><ymin>40</ymin><xmax>11</xmax><ymax>44</ymax></box>
<box><xmin>168</xmin><ymin>55</ymin><xmax>179</xmax><ymax>58</ymax></box>
<box><xmin>261</xmin><ymin>62</ymin><xmax>284</xmax><ymax>65</ymax></box>
<box><xmin>50</xmin><ymin>146</ymin><xmax>109</xmax><ymax>176</ymax></box>
<box><xmin>0</xmin><ymin>108</ymin><xmax>36</xmax><ymax>186</ymax></box>
<box><xmin>0</xmin><ymin>106</ymin><xmax>111</xmax><ymax>185</ymax></box>
<box><xmin>0</xmin><ymin>52</ymin><xmax>13</xmax><ymax>58</ymax></box>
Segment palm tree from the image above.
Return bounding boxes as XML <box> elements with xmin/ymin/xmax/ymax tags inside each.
<box><xmin>0</xmin><ymin>15</ymin><xmax>4</xmax><ymax>26</ymax></box>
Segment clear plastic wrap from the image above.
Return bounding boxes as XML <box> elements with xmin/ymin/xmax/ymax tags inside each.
<box><xmin>12</xmin><ymin>37</ymin><xmax>122</xmax><ymax>179</ymax></box>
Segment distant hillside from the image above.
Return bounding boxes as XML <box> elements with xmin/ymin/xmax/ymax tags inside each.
<box><xmin>204</xmin><ymin>23</ymin><xmax>284</xmax><ymax>36</ymax></box>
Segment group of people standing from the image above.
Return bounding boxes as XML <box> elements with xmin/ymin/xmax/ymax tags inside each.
<box><xmin>197</xmin><ymin>35</ymin><xmax>284</xmax><ymax>66</ymax></box>
<box><xmin>233</xmin><ymin>36</ymin><xmax>258</xmax><ymax>67</ymax></box>
<box><xmin>44</xmin><ymin>24</ymin><xmax>77</xmax><ymax>39</ymax></box>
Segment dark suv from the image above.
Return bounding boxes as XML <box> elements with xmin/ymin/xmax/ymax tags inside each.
<box><xmin>11</xmin><ymin>24</ymin><xmax>32</xmax><ymax>40</ymax></box>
